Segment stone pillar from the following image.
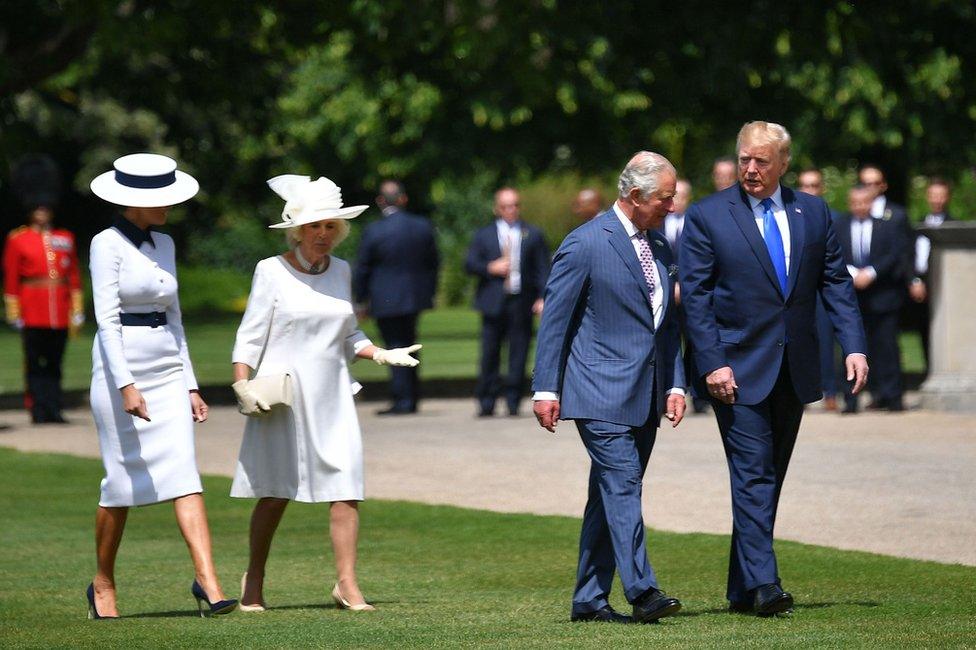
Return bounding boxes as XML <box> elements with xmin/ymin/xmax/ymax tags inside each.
<box><xmin>919</xmin><ymin>222</ymin><xmax>976</xmax><ymax>411</ymax></box>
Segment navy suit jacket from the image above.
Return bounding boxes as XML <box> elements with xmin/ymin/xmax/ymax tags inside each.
<box><xmin>353</xmin><ymin>209</ymin><xmax>439</xmax><ymax>318</ymax></box>
<box><xmin>532</xmin><ymin>209</ymin><xmax>684</xmax><ymax>427</ymax></box>
<box><xmin>835</xmin><ymin>213</ymin><xmax>910</xmax><ymax>314</ymax></box>
<box><xmin>679</xmin><ymin>184</ymin><xmax>866</xmax><ymax>405</ymax></box>
<box><xmin>465</xmin><ymin>221</ymin><xmax>550</xmax><ymax>316</ymax></box>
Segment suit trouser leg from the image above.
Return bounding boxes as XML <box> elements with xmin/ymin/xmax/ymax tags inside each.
<box><xmin>504</xmin><ymin>298</ymin><xmax>532</xmax><ymax>412</ymax></box>
<box><xmin>376</xmin><ymin>314</ymin><xmax>420</xmax><ymax>410</ymax></box>
<box><xmin>572</xmin><ymin>417</ymin><xmax>658</xmax><ymax>611</ymax></box>
<box><xmin>865</xmin><ymin>310</ymin><xmax>903</xmax><ymax>405</ymax></box>
<box><xmin>714</xmin><ymin>361</ymin><xmax>803</xmax><ymax>603</ymax></box>
<box><xmin>476</xmin><ymin>313</ymin><xmax>506</xmax><ymax>412</ymax></box>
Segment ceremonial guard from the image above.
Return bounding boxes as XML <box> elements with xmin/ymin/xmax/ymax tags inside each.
<box><xmin>3</xmin><ymin>155</ymin><xmax>83</xmax><ymax>423</ymax></box>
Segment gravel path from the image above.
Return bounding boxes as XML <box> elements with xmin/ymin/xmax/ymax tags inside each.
<box><xmin>2</xmin><ymin>397</ymin><xmax>973</xmax><ymax>566</ymax></box>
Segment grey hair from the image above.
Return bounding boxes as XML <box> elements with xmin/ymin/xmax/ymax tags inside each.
<box><xmin>285</xmin><ymin>219</ymin><xmax>351</xmax><ymax>249</ymax></box>
<box><xmin>617</xmin><ymin>151</ymin><xmax>676</xmax><ymax>200</ymax></box>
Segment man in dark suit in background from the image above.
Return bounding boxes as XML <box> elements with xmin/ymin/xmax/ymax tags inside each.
<box><xmin>353</xmin><ymin>180</ymin><xmax>440</xmax><ymax>415</ymax></box>
<box><xmin>572</xmin><ymin>188</ymin><xmax>604</xmax><ymax>223</ymax></box>
<box><xmin>465</xmin><ymin>187</ymin><xmax>550</xmax><ymax>417</ymax></box>
<box><xmin>906</xmin><ymin>178</ymin><xmax>955</xmax><ymax>374</ymax></box>
<box><xmin>712</xmin><ymin>156</ymin><xmax>738</xmax><ymax>191</ymax></box>
<box><xmin>681</xmin><ymin>121</ymin><xmax>868</xmax><ymax>616</ymax></box>
<box><xmin>798</xmin><ymin>168</ymin><xmax>842</xmax><ymax>411</ymax></box>
<box><xmin>836</xmin><ymin>184</ymin><xmax>911</xmax><ymax>413</ymax></box>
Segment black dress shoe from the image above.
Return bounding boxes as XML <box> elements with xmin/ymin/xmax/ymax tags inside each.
<box><xmin>570</xmin><ymin>605</ymin><xmax>633</xmax><ymax>624</ymax></box>
<box><xmin>754</xmin><ymin>584</ymin><xmax>793</xmax><ymax>616</ymax></box>
<box><xmin>632</xmin><ymin>588</ymin><xmax>681</xmax><ymax>623</ymax></box>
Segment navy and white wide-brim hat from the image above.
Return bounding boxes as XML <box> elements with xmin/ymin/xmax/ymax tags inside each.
<box><xmin>90</xmin><ymin>153</ymin><xmax>199</xmax><ymax>208</ymax></box>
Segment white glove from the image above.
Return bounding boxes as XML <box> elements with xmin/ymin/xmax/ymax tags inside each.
<box><xmin>232</xmin><ymin>379</ymin><xmax>271</xmax><ymax>416</ymax></box>
<box><xmin>71</xmin><ymin>312</ymin><xmax>85</xmax><ymax>327</ymax></box>
<box><xmin>372</xmin><ymin>344</ymin><xmax>422</xmax><ymax>367</ymax></box>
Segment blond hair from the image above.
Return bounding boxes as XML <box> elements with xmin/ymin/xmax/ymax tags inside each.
<box><xmin>736</xmin><ymin>121</ymin><xmax>792</xmax><ymax>163</ymax></box>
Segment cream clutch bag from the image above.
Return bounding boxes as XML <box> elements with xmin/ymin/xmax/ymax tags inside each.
<box><xmin>248</xmin><ymin>373</ymin><xmax>293</xmax><ymax>408</ymax></box>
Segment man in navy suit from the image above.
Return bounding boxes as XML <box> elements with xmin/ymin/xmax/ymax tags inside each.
<box><xmin>680</xmin><ymin>122</ymin><xmax>869</xmax><ymax>616</ymax></box>
<box><xmin>465</xmin><ymin>187</ymin><xmax>550</xmax><ymax>416</ymax></box>
<box><xmin>906</xmin><ymin>178</ymin><xmax>955</xmax><ymax>374</ymax></box>
<box><xmin>353</xmin><ymin>180</ymin><xmax>440</xmax><ymax>415</ymax></box>
<box><xmin>533</xmin><ymin>152</ymin><xmax>687</xmax><ymax>624</ymax></box>
<box><xmin>835</xmin><ymin>184</ymin><xmax>910</xmax><ymax>412</ymax></box>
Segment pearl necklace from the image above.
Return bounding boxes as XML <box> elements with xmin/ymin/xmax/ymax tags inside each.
<box><xmin>295</xmin><ymin>247</ymin><xmax>327</xmax><ymax>274</ymax></box>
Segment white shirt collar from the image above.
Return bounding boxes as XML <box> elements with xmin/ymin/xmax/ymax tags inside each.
<box><xmin>612</xmin><ymin>201</ymin><xmax>640</xmax><ymax>238</ymax></box>
<box><xmin>746</xmin><ymin>185</ymin><xmax>784</xmax><ymax>212</ymax></box>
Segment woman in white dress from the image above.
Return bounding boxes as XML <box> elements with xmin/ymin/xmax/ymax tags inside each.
<box><xmin>231</xmin><ymin>175</ymin><xmax>422</xmax><ymax>612</ymax></box>
<box><xmin>86</xmin><ymin>154</ymin><xmax>236</xmax><ymax>619</ymax></box>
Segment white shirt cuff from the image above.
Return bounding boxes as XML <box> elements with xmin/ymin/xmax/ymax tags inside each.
<box><xmin>846</xmin><ymin>264</ymin><xmax>859</xmax><ymax>279</ymax></box>
<box><xmin>666</xmin><ymin>388</ymin><xmax>686</xmax><ymax>397</ymax></box>
<box><xmin>533</xmin><ymin>391</ymin><xmax>559</xmax><ymax>401</ymax></box>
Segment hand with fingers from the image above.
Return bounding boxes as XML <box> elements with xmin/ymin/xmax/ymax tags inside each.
<box><xmin>372</xmin><ymin>344</ymin><xmax>422</xmax><ymax>367</ymax></box>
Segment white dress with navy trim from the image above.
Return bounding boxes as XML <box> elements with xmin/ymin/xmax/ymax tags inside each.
<box><xmin>89</xmin><ymin>225</ymin><xmax>202</xmax><ymax>507</ymax></box>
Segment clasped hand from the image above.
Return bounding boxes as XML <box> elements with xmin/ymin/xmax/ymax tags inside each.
<box><xmin>233</xmin><ymin>379</ymin><xmax>270</xmax><ymax>417</ymax></box>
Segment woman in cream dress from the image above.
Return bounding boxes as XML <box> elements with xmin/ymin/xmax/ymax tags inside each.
<box><xmin>86</xmin><ymin>154</ymin><xmax>235</xmax><ymax>619</ymax></box>
<box><xmin>231</xmin><ymin>175</ymin><xmax>422</xmax><ymax>612</ymax></box>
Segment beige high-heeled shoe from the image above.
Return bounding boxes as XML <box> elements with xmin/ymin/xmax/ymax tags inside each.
<box><xmin>331</xmin><ymin>583</ymin><xmax>376</xmax><ymax>611</ymax></box>
<box><xmin>239</xmin><ymin>572</ymin><xmax>267</xmax><ymax>613</ymax></box>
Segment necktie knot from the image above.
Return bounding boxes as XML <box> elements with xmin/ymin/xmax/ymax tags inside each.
<box><xmin>760</xmin><ymin>198</ymin><xmax>774</xmax><ymax>212</ymax></box>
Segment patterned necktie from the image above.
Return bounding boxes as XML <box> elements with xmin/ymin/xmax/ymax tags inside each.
<box><xmin>760</xmin><ymin>198</ymin><xmax>788</xmax><ymax>294</ymax></box>
<box><xmin>635</xmin><ymin>231</ymin><xmax>656</xmax><ymax>301</ymax></box>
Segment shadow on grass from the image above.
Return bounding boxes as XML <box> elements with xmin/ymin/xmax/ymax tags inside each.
<box><xmin>126</xmin><ymin>600</ymin><xmax>403</xmax><ymax>617</ymax></box>
<box><xmin>699</xmin><ymin>601</ymin><xmax>882</xmax><ymax>616</ymax></box>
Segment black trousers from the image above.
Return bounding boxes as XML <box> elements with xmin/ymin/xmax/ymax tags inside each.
<box><xmin>376</xmin><ymin>313</ymin><xmax>420</xmax><ymax>411</ymax></box>
<box><xmin>22</xmin><ymin>327</ymin><xmax>68</xmax><ymax>422</ymax></box>
<box><xmin>846</xmin><ymin>309</ymin><xmax>903</xmax><ymax>409</ymax></box>
<box><xmin>476</xmin><ymin>295</ymin><xmax>533</xmax><ymax>414</ymax></box>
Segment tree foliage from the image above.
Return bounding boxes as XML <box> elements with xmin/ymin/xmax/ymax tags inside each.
<box><xmin>2</xmin><ymin>0</ymin><xmax>975</xmax><ymax>277</ymax></box>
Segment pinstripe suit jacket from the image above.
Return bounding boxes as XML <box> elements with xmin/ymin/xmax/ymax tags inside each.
<box><xmin>532</xmin><ymin>209</ymin><xmax>684</xmax><ymax>427</ymax></box>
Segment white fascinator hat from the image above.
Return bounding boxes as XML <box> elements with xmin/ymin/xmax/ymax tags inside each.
<box><xmin>90</xmin><ymin>153</ymin><xmax>199</xmax><ymax>207</ymax></box>
<box><xmin>266</xmin><ymin>175</ymin><xmax>368</xmax><ymax>229</ymax></box>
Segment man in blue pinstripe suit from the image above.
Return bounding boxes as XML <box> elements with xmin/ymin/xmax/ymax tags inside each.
<box><xmin>532</xmin><ymin>152</ymin><xmax>687</xmax><ymax>624</ymax></box>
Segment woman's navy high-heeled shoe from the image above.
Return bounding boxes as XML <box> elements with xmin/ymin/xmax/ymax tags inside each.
<box><xmin>191</xmin><ymin>580</ymin><xmax>238</xmax><ymax>617</ymax></box>
<box><xmin>86</xmin><ymin>583</ymin><xmax>119</xmax><ymax>620</ymax></box>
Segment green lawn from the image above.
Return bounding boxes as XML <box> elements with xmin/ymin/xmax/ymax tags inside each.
<box><xmin>0</xmin><ymin>449</ymin><xmax>973</xmax><ymax>648</ymax></box>
<box><xmin>0</xmin><ymin>307</ymin><xmax>924</xmax><ymax>396</ymax></box>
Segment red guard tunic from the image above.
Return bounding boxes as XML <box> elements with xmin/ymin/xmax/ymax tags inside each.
<box><xmin>3</xmin><ymin>226</ymin><xmax>82</xmax><ymax>329</ymax></box>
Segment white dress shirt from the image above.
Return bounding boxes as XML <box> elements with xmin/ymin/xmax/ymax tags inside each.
<box><xmin>847</xmin><ymin>217</ymin><xmax>877</xmax><ymax>280</ymax></box>
<box><xmin>664</xmin><ymin>212</ymin><xmax>684</xmax><ymax>250</ymax></box>
<box><xmin>870</xmin><ymin>195</ymin><xmax>887</xmax><ymax>219</ymax></box>
<box><xmin>534</xmin><ymin>203</ymin><xmax>683</xmax><ymax>401</ymax></box>
<box><xmin>496</xmin><ymin>219</ymin><xmax>522</xmax><ymax>294</ymax></box>
<box><xmin>746</xmin><ymin>186</ymin><xmax>791</xmax><ymax>274</ymax></box>
<box><xmin>915</xmin><ymin>213</ymin><xmax>946</xmax><ymax>276</ymax></box>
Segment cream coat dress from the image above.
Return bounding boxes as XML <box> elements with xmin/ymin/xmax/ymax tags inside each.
<box><xmin>89</xmin><ymin>226</ymin><xmax>201</xmax><ymax>507</ymax></box>
<box><xmin>230</xmin><ymin>255</ymin><xmax>371</xmax><ymax>502</ymax></box>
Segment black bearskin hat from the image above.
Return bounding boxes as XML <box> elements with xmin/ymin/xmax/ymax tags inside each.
<box><xmin>11</xmin><ymin>154</ymin><xmax>62</xmax><ymax>211</ymax></box>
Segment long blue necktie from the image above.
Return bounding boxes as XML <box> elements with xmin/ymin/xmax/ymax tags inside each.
<box><xmin>760</xmin><ymin>198</ymin><xmax>788</xmax><ymax>294</ymax></box>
